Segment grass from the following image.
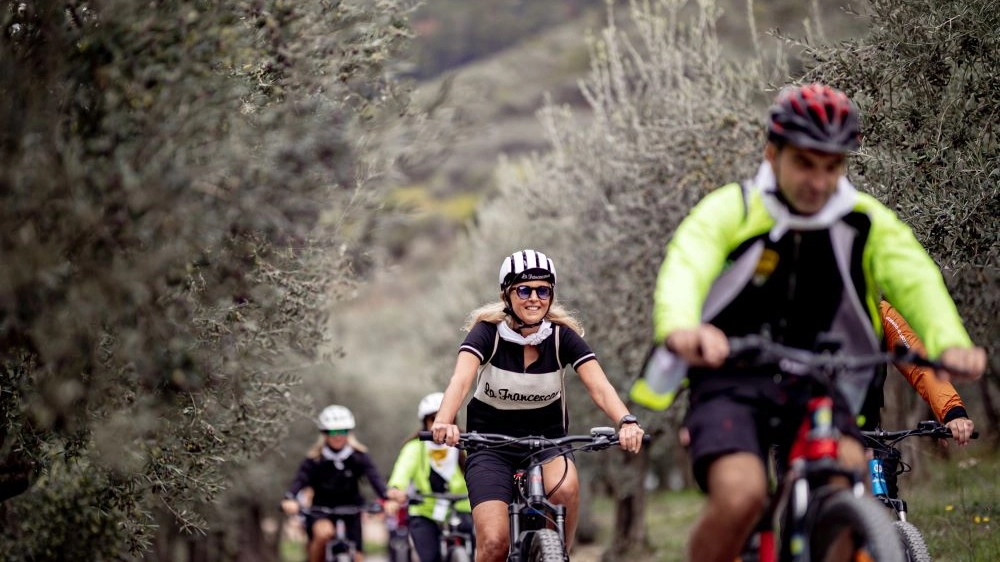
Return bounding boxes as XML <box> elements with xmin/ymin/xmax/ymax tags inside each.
<box><xmin>587</xmin><ymin>445</ymin><xmax>999</xmax><ymax>562</ymax></box>
<box><xmin>279</xmin><ymin>447</ymin><xmax>998</xmax><ymax>562</ymax></box>
<box><xmin>894</xmin><ymin>446</ymin><xmax>998</xmax><ymax>562</ymax></box>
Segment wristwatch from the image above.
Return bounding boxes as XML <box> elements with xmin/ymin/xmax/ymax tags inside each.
<box><xmin>617</xmin><ymin>414</ymin><xmax>639</xmax><ymax>431</ymax></box>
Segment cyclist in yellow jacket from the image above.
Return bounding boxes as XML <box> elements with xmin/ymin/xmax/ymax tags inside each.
<box><xmin>386</xmin><ymin>392</ymin><xmax>472</xmax><ymax>562</ymax></box>
<box><xmin>644</xmin><ymin>83</ymin><xmax>985</xmax><ymax>562</ymax></box>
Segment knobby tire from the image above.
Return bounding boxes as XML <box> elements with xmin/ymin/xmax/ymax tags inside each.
<box><xmin>807</xmin><ymin>490</ymin><xmax>905</xmax><ymax>562</ymax></box>
<box><xmin>893</xmin><ymin>521</ymin><xmax>931</xmax><ymax>562</ymax></box>
<box><xmin>526</xmin><ymin>529</ymin><xmax>565</xmax><ymax>562</ymax></box>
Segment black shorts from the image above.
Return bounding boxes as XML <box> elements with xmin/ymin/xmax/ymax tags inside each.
<box><xmin>304</xmin><ymin>512</ymin><xmax>364</xmax><ymax>553</ymax></box>
<box><xmin>465</xmin><ymin>445</ymin><xmax>575</xmax><ymax>508</ymax></box>
<box><xmin>685</xmin><ymin>373</ymin><xmax>861</xmax><ymax>492</ymax></box>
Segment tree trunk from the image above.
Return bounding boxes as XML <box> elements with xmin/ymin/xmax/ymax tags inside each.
<box><xmin>237</xmin><ymin>503</ymin><xmax>280</xmax><ymax>562</ymax></box>
<box><xmin>980</xmin><ymin>373</ymin><xmax>1000</xmax><ymax>448</ymax></box>
<box><xmin>604</xmin><ymin>447</ymin><xmax>650</xmax><ymax>561</ymax></box>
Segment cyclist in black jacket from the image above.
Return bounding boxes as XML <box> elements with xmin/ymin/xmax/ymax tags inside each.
<box><xmin>282</xmin><ymin>405</ymin><xmax>389</xmax><ymax>562</ymax></box>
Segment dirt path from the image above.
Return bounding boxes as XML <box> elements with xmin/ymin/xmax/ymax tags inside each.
<box><xmin>360</xmin><ymin>517</ymin><xmax>605</xmax><ymax>561</ymax></box>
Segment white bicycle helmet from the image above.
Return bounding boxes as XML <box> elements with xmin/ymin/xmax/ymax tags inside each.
<box><xmin>417</xmin><ymin>392</ymin><xmax>444</xmax><ymax>420</ymax></box>
<box><xmin>498</xmin><ymin>249</ymin><xmax>556</xmax><ymax>290</ymax></box>
<box><xmin>317</xmin><ymin>405</ymin><xmax>356</xmax><ymax>431</ymax></box>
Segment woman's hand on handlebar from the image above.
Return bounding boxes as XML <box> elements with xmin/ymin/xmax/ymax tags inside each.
<box><xmin>665</xmin><ymin>324</ymin><xmax>729</xmax><ymax>367</ymax></box>
<box><xmin>618</xmin><ymin>422</ymin><xmax>645</xmax><ymax>454</ymax></box>
<box><xmin>431</xmin><ymin>420</ymin><xmax>460</xmax><ymax>446</ymax></box>
<box><xmin>281</xmin><ymin>499</ymin><xmax>300</xmax><ymax>516</ymax></box>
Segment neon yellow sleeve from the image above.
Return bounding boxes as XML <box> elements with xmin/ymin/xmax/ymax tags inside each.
<box><xmin>862</xmin><ymin>195</ymin><xmax>973</xmax><ymax>357</ymax></box>
<box><xmin>653</xmin><ymin>184</ymin><xmax>745</xmax><ymax>342</ymax></box>
<box><xmin>386</xmin><ymin>439</ymin><xmax>422</xmax><ymax>491</ymax></box>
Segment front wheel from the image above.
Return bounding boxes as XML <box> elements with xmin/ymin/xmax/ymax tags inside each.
<box><xmin>894</xmin><ymin>521</ymin><xmax>931</xmax><ymax>562</ymax></box>
<box><xmin>807</xmin><ymin>489</ymin><xmax>905</xmax><ymax>562</ymax></box>
<box><xmin>526</xmin><ymin>529</ymin><xmax>565</xmax><ymax>562</ymax></box>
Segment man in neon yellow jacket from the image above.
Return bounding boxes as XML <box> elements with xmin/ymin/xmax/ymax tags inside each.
<box><xmin>639</xmin><ymin>84</ymin><xmax>986</xmax><ymax>562</ymax></box>
<box><xmin>386</xmin><ymin>392</ymin><xmax>472</xmax><ymax>562</ymax></box>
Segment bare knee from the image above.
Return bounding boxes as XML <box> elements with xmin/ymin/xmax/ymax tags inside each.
<box><xmin>473</xmin><ymin>501</ymin><xmax>510</xmax><ymax>562</ymax></box>
<box><xmin>476</xmin><ymin>531</ymin><xmax>508</xmax><ymax>562</ymax></box>
<box><xmin>548</xmin><ymin>477</ymin><xmax>579</xmax><ymax>509</ymax></box>
<box><xmin>312</xmin><ymin>520</ymin><xmax>336</xmax><ymax>543</ymax></box>
<box><xmin>705</xmin><ymin>454</ymin><xmax>768</xmax><ymax>523</ymax></box>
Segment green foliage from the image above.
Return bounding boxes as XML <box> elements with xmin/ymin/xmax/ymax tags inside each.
<box><xmin>800</xmin><ymin>0</ymin><xmax>1000</xmax><ymax>390</ymax></box>
<box><xmin>0</xmin><ymin>0</ymin><xmax>412</xmax><ymax>557</ymax></box>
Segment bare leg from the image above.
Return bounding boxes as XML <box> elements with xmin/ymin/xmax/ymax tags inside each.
<box><xmin>473</xmin><ymin>500</ymin><xmax>510</xmax><ymax>562</ymax></box>
<box><xmin>686</xmin><ymin>453</ymin><xmax>768</xmax><ymax>562</ymax></box>
<box><xmin>309</xmin><ymin>519</ymin><xmax>336</xmax><ymax>562</ymax></box>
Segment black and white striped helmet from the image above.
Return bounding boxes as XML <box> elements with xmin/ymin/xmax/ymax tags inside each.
<box><xmin>499</xmin><ymin>249</ymin><xmax>557</xmax><ymax>290</ymax></box>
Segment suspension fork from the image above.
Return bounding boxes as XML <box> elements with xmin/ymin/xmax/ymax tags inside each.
<box><xmin>509</xmin><ymin>464</ymin><xmax>567</xmax><ymax>549</ymax></box>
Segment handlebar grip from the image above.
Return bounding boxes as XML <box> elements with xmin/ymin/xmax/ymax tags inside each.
<box><xmin>642</xmin><ymin>434</ymin><xmax>652</xmax><ymax>444</ymax></box>
<box><xmin>971</xmin><ymin>430</ymin><xmax>980</xmax><ymax>439</ymax></box>
<box><xmin>418</xmin><ymin>430</ymin><xmax>432</xmax><ymax>441</ymax></box>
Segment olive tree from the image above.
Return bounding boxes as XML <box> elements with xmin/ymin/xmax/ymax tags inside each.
<box><xmin>801</xmin><ymin>0</ymin><xmax>1000</xmax><ymax>440</ymax></box>
<box><xmin>0</xmin><ymin>0</ymin><xmax>413</xmax><ymax>559</ymax></box>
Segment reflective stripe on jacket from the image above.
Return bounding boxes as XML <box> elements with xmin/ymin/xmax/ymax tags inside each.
<box><xmin>652</xmin><ymin>182</ymin><xmax>972</xmax><ymax>356</ymax></box>
<box><xmin>635</xmin><ymin>180</ymin><xmax>973</xmax><ymax>413</ymax></box>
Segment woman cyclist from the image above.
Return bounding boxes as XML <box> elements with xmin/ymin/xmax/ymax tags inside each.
<box><xmin>386</xmin><ymin>392</ymin><xmax>474</xmax><ymax>562</ymax></box>
<box><xmin>281</xmin><ymin>405</ymin><xmax>389</xmax><ymax>562</ymax></box>
<box><xmin>430</xmin><ymin>249</ymin><xmax>645</xmax><ymax>562</ymax></box>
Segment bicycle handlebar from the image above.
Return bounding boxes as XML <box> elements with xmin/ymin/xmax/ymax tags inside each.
<box><xmin>297</xmin><ymin>502</ymin><xmax>385</xmax><ymax>518</ymax></box>
<box><xmin>727</xmin><ymin>335</ymin><xmax>941</xmax><ymax>374</ymax></box>
<box><xmin>417</xmin><ymin>427</ymin><xmax>650</xmax><ymax>452</ymax></box>
<box><xmin>410</xmin><ymin>491</ymin><xmax>469</xmax><ymax>504</ymax></box>
<box><xmin>861</xmin><ymin>420</ymin><xmax>980</xmax><ymax>446</ymax></box>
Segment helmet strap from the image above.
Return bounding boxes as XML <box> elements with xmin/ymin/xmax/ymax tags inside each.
<box><xmin>502</xmin><ymin>296</ymin><xmax>545</xmax><ymax>332</ymax></box>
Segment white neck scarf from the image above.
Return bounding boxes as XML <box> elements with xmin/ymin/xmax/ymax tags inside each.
<box><xmin>498</xmin><ymin>320</ymin><xmax>553</xmax><ymax>346</ymax></box>
<box><xmin>753</xmin><ymin>161</ymin><xmax>858</xmax><ymax>241</ymax></box>
<box><xmin>322</xmin><ymin>444</ymin><xmax>354</xmax><ymax>470</ymax></box>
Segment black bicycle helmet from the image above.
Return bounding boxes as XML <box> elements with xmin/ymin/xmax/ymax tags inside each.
<box><xmin>767</xmin><ymin>84</ymin><xmax>860</xmax><ymax>154</ymax></box>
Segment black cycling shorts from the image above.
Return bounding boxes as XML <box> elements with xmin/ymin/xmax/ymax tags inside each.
<box><xmin>464</xmin><ymin>445</ymin><xmax>575</xmax><ymax>508</ymax></box>
<box><xmin>685</xmin><ymin>374</ymin><xmax>862</xmax><ymax>492</ymax></box>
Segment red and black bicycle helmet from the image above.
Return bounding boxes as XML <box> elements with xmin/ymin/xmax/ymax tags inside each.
<box><xmin>767</xmin><ymin>83</ymin><xmax>860</xmax><ymax>154</ymax></box>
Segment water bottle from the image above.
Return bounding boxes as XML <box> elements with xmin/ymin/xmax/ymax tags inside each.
<box><xmin>630</xmin><ymin>345</ymin><xmax>688</xmax><ymax>410</ymax></box>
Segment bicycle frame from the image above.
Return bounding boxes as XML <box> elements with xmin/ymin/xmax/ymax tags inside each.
<box><xmin>729</xmin><ymin>335</ymin><xmax>909</xmax><ymax>562</ymax></box>
<box><xmin>419</xmin><ymin>428</ymin><xmax>641</xmax><ymax>562</ymax></box>
<box><xmin>508</xmin><ymin>459</ymin><xmax>567</xmax><ymax>559</ymax></box>
<box><xmin>744</xmin><ymin>396</ymin><xmax>866</xmax><ymax>562</ymax></box>
<box><xmin>299</xmin><ymin>503</ymin><xmax>384</xmax><ymax>562</ymax></box>
<box><xmin>862</xmin><ymin>420</ymin><xmax>979</xmax><ymax>521</ymax></box>
<box><xmin>411</xmin><ymin>491</ymin><xmax>475</xmax><ymax>560</ymax></box>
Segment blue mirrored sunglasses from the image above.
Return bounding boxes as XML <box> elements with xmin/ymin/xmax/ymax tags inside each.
<box><xmin>511</xmin><ymin>285</ymin><xmax>552</xmax><ymax>300</ymax></box>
